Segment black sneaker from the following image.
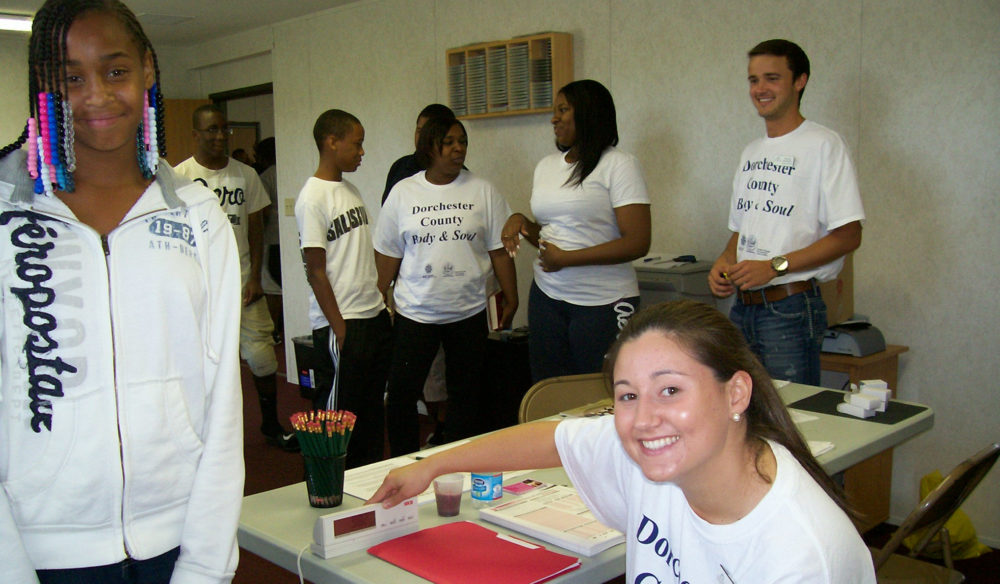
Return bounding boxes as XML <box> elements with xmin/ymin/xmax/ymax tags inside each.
<box><xmin>264</xmin><ymin>429</ymin><xmax>300</xmax><ymax>452</ymax></box>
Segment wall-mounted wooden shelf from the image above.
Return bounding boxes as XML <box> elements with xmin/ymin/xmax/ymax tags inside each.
<box><xmin>446</xmin><ymin>32</ymin><xmax>573</xmax><ymax>120</ymax></box>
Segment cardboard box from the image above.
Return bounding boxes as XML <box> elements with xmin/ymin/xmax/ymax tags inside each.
<box><xmin>819</xmin><ymin>253</ymin><xmax>854</xmax><ymax>326</ymax></box>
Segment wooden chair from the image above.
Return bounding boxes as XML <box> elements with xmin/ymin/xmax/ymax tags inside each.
<box><xmin>518</xmin><ymin>373</ymin><xmax>612</xmax><ymax>423</ymax></box>
<box><xmin>870</xmin><ymin>442</ymin><xmax>1000</xmax><ymax>583</ymax></box>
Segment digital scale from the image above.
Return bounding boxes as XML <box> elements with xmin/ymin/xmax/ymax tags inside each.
<box><xmin>311</xmin><ymin>497</ymin><xmax>419</xmax><ymax>558</ymax></box>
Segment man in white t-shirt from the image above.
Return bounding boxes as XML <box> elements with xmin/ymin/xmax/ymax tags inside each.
<box><xmin>295</xmin><ymin>110</ymin><xmax>391</xmax><ymax>468</ymax></box>
<box><xmin>709</xmin><ymin>39</ymin><xmax>865</xmax><ymax>385</ymax></box>
<box><xmin>177</xmin><ymin>105</ymin><xmax>297</xmax><ymax>451</ymax></box>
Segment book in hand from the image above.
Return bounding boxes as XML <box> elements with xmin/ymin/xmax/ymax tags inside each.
<box><xmin>368</xmin><ymin>521</ymin><xmax>579</xmax><ymax>584</ymax></box>
<box><xmin>487</xmin><ymin>290</ymin><xmax>504</xmax><ymax>331</ymax></box>
<box><xmin>478</xmin><ymin>484</ymin><xmax>624</xmax><ymax>557</ymax></box>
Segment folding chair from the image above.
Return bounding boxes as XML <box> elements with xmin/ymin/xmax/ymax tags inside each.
<box><xmin>518</xmin><ymin>373</ymin><xmax>612</xmax><ymax>423</ymax></box>
<box><xmin>870</xmin><ymin>442</ymin><xmax>1000</xmax><ymax>583</ymax></box>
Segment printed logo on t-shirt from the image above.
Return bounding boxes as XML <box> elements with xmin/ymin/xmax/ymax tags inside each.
<box><xmin>441</xmin><ymin>262</ymin><xmax>467</xmax><ymax>278</ymax></box>
<box><xmin>193</xmin><ymin>177</ymin><xmax>246</xmax><ymax>208</ymax></box>
<box><xmin>192</xmin><ymin>177</ymin><xmax>246</xmax><ymax>229</ymax></box>
<box><xmin>740</xmin><ymin>234</ymin><xmax>764</xmax><ymax>255</ymax></box>
<box><xmin>634</xmin><ymin>515</ymin><xmax>689</xmax><ymax>584</ymax></box>
<box><xmin>409</xmin><ymin>201</ymin><xmax>480</xmax><ymax>246</ymax></box>
<box><xmin>735</xmin><ymin>156</ymin><xmax>797</xmax><ymax>219</ymax></box>
<box><xmin>326</xmin><ymin>205</ymin><xmax>369</xmax><ymax>242</ymax></box>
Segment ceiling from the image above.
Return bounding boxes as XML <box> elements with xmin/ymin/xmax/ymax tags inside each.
<box><xmin>1</xmin><ymin>0</ymin><xmax>357</xmax><ymax>45</ymax></box>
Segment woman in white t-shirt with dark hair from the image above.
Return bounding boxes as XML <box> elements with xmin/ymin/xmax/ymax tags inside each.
<box><xmin>375</xmin><ymin>117</ymin><xmax>518</xmax><ymax>456</ymax></box>
<box><xmin>503</xmin><ymin>79</ymin><xmax>652</xmax><ymax>383</ymax></box>
<box><xmin>369</xmin><ymin>300</ymin><xmax>876</xmax><ymax>583</ymax></box>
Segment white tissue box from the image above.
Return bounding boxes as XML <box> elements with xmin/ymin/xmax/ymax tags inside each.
<box><xmin>836</xmin><ymin>402</ymin><xmax>875</xmax><ymax>419</ymax></box>
<box><xmin>859</xmin><ymin>387</ymin><xmax>891</xmax><ymax>411</ymax></box>
<box><xmin>844</xmin><ymin>393</ymin><xmax>882</xmax><ymax>410</ymax></box>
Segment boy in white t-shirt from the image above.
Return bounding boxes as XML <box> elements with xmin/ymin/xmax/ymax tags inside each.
<box><xmin>294</xmin><ymin>110</ymin><xmax>391</xmax><ymax>468</ymax></box>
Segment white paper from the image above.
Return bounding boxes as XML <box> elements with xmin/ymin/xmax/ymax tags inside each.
<box><xmin>479</xmin><ymin>485</ymin><xmax>624</xmax><ymax>556</ymax></box>
<box><xmin>808</xmin><ymin>440</ymin><xmax>836</xmax><ymax>457</ymax></box>
<box><xmin>790</xmin><ymin>409</ymin><xmax>819</xmax><ymax>424</ymax></box>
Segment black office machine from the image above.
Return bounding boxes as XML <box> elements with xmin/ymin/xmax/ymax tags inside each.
<box><xmin>822</xmin><ymin>320</ymin><xmax>886</xmax><ymax>357</ymax></box>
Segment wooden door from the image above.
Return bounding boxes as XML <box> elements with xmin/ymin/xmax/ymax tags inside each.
<box><xmin>228</xmin><ymin>124</ymin><xmax>259</xmax><ymax>165</ymax></box>
<box><xmin>163</xmin><ymin>98</ymin><xmax>210</xmax><ymax>167</ymax></box>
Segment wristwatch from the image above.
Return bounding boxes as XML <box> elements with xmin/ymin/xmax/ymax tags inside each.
<box><xmin>770</xmin><ymin>256</ymin><xmax>789</xmax><ymax>276</ymax></box>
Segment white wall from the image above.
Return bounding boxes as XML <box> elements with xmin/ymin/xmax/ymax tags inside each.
<box><xmin>226</xmin><ymin>94</ymin><xmax>275</xmax><ymax>140</ymax></box>
<box><xmin>0</xmin><ymin>31</ymin><xmax>29</xmax><ymax>146</ymax></box>
<box><xmin>4</xmin><ymin>0</ymin><xmax>997</xmax><ymax>546</ymax></box>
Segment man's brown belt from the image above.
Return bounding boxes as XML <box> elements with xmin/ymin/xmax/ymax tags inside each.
<box><xmin>737</xmin><ymin>279</ymin><xmax>815</xmax><ymax>305</ymax></box>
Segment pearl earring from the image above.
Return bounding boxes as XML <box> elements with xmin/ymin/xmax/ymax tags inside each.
<box><xmin>731</xmin><ymin>412</ymin><xmax>742</xmax><ymax>422</ymax></box>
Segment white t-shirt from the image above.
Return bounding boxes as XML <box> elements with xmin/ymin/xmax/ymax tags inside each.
<box><xmin>728</xmin><ymin>120</ymin><xmax>865</xmax><ymax>285</ymax></box>
<box><xmin>176</xmin><ymin>157</ymin><xmax>270</xmax><ymax>286</ymax></box>
<box><xmin>295</xmin><ymin>177</ymin><xmax>384</xmax><ymax>329</ymax></box>
<box><xmin>531</xmin><ymin>148</ymin><xmax>650</xmax><ymax>306</ymax></box>
<box><xmin>374</xmin><ymin>170</ymin><xmax>511</xmax><ymax>324</ymax></box>
<box><xmin>555</xmin><ymin>416</ymin><xmax>876</xmax><ymax>584</ymax></box>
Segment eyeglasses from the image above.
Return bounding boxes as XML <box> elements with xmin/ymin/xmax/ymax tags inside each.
<box><xmin>196</xmin><ymin>126</ymin><xmax>233</xmax><ymax>136</ymax></box>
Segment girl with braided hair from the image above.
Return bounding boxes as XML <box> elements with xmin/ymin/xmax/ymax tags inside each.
<box><xmin>0</xmin><ymin>1</ymin><xmax>244</xmax><ymax>582</ymax></box>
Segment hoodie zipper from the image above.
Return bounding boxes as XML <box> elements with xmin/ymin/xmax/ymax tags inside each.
<box><xmin>101</xmin><ymin>234</ymin><xmax>132</xmax><ymax>559</ymax></box>
<box><xmin>101</xmin><ymin>208</ymin><xmax>163</xmax><ymax>560</ymax></box>
<box><xmin>102</xmin><ymin>231</ymin><xmax>132</xmax><ymax>560</ymax></box>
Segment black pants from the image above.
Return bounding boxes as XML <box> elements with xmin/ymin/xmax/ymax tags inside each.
<box><xmin>312</xmin><ymin>309</ymin><xmax>392</xmax><ymax>469</ymax></box>
<box><xmin>385</xmin><ymin>311</ymin><xmax>488</xmax><ymax>456</ymax></box>
<box><xmin>37</xmin><ymin>547</ymin><xmax>180</xmax><ymax>584</ymax></box>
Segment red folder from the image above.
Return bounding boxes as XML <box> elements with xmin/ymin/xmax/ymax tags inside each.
<box><xmin>368</xmin><ymin>521</ymin><xmax>580</xmax><ymax>584</ymax></box>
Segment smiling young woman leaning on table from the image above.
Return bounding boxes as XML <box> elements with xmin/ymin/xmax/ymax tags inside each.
<box><xmin>369</xmin><ymin>300</ymin><xmax>875</xmax><ymax>583</ymax></box>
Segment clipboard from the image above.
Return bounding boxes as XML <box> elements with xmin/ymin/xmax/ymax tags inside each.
<box><xmin>368</xmin><ymin>521</ymin><xmax>580</xmax><ymax>584</ymax></box>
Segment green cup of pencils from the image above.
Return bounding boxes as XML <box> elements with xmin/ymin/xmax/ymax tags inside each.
<box><xmin>290</xmin><ymin>410</ymin><xmax>356</xmax><ymax>508</ymax></box>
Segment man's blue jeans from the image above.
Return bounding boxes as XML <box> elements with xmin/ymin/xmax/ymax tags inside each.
<box><xmin>730</xmin><ymin>286</ymin><xmax>827</xmax><ymax>385</ymax></box>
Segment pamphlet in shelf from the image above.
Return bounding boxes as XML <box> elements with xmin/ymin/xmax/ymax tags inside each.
<box><xmin>487</xmin><ymin>290</ymin><xmax>504</xmax><ymax>331</ymax></box>
<box><xmin>478</xmin><ymin>484</ymin><xmax>624</xmax><ymax>557</ymax></box>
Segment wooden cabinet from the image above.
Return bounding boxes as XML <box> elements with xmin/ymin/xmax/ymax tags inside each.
<box><xmin>446</xmin><ymin>32</ymin><xmax>572</xmax><ymax>120</ymax></box>
<box><xmin>821</xmin><ymin>345</ymin><xmax>910</xmax><ymax>532</ymax></box>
